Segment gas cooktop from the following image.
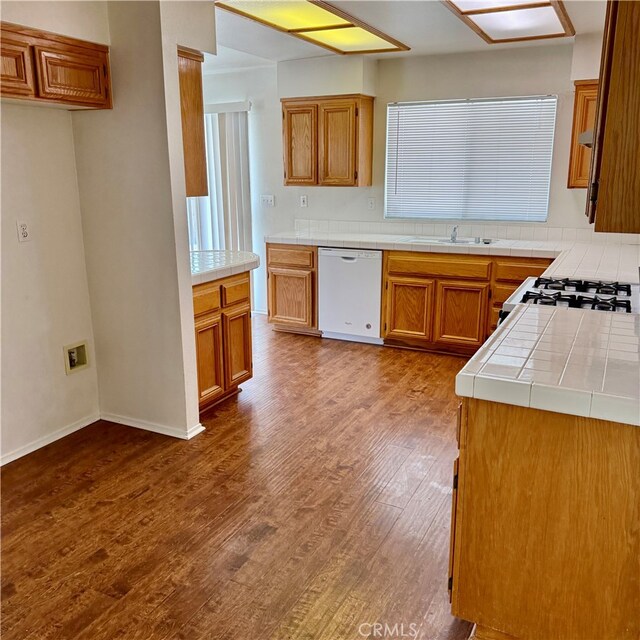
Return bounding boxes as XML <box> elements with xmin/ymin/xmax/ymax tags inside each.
<box><xmin>503</xmin><ymin>277</ymin><xmax>640</xmax><ymax>315</ymax></box>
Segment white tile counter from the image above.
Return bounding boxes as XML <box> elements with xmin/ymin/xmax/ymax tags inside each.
<box><xmin>191</xmin><ymin>250</ymin><xmax>260</xmax><ymax>285</ymax></box>
<box><xmin>456</xmin><ymin>305</ymin><xmax>640</xmax><ymax>426</ymax></box>
<box><xmin>265</xmin><ymin>231</ymin><xmax>640</xmax><ymax>284</ymax></box>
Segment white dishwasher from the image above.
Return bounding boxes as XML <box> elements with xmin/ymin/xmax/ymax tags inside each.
<box><xmin>318</xmin><ymin>247</ymin><xmax>383</xmax><ymax>345</ymax></box>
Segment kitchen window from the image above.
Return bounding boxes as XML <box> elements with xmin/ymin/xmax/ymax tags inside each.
<box><xmin>385</xmin><ymin>95</ymin><xmax>558</xmax><ymax>222</ymax></box>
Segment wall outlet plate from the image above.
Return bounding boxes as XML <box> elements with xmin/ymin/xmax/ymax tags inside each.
<box><xmin>16</xmin><ymin>220</ymin><xmax>31</xmax><ymax>242</ymax></box>
<box><xmin>300</xmin><ymin>195</ymin><xmax>308</xmax><ymax>208</ymax></box>
<box><xmin>367</xmin><ymin>198</ymin><xmax>376</xmax><ymax>211</ymax></box>
<box><xmin>260</xmin><ymin>195</ymin><xmax>275</xmax><ymax>207</ymax></box>
<box><xmin>64</xmin><ymin>341</ymin><xmax>89</xmax><ymax>375</ymax></box>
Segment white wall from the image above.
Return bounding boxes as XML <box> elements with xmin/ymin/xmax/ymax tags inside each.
<box><xmin>278</xmin><ymin>56</ymin><xmax>377</xmax><ymax>97</ymax></box>
<box><xmin>0</xmin><ymin>1</ymin><xmax>109</xmax><ymax>43</ymax></box>
<box><xmin>1</xmin><ymin>105</ymin><xmax>100</xmax><ymax>463</ymax></box>
<box><xmin>204</xmin><ymin>42</ymin><xmax>607</xmax><ymax>312</ymax></box>
<box><xmin>159</xmin><ymin>1</ymin><xmax>216</xmax><ymax>433</ymax></box>
<box><xmin>72</xmin><ymin>1</ymin><xmax>213</xmax><ymax>439</ymax></box>
<box><xmin>571</xmin><ymin>32</ymin><xmax>603</xmax><ymax>81</ymax></box>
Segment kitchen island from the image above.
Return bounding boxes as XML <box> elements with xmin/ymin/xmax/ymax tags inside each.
<box><xmin>450</xmin><ymin>298</ymin><xmax>639</xmax><ymax>639</ymax></box>
<box><xmin>191</xmin><ymin>250</ymin><xmax>260</xmax><ymax>411</ymax></box>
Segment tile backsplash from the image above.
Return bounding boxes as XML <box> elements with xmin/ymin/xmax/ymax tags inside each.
<box><xmin>293</xmin><ymin>218</ymin><xmax>640</xmax><ymax>245</ymax></box>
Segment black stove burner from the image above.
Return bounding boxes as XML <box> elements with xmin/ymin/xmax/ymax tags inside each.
<box><xmin>533</xmin><ymin>277</ymin><xmax>632</xmax><ymax>296</ymax></box>
<box><xmin>522</xmin><ymin>290</ymin><xmax>632</xmax><ymax>312</ymax></box>
<box><xmin>521</xmin><ymin>291</ymin><xmax>579</xmax><ymax>307</ymax></box>
<box><xmin>582</xmin><ymin>281</ymin><xmax>632</xmax><ymax>296</ymax></box>
<box><xmin>533</xmin><ymin>277</ymin><xmax>583</xmax><ymax>291</ymax></box>
<box><xmin>576</xmin><ymin>295</ymin><xmax>632</xmax><ymax>313</ymax></box>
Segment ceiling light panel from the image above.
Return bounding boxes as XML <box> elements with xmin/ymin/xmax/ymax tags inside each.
<box><xmin>215</xmin><ymin>0</ymin><xmax>409</xmax><ymax>54</ymax></box>
<box><xmin>450</xmin><ymin>0</ymin><xmax>546</xmax><ymax>12</ymax></box>
<box><xmin>300</xmin><ymin>26</ymin><xmax>399</xmax><ymax>52</ymax></box>
<box><xmin>442</xmin><ymin>0</ymin><xmax>574</xmax><ymax>43</ymax></box>
<box><xmin>470</xmin><ymin>6</ymin><xmax>565</xmax><ymax>39</ymax></box>
<box><xmin>217</xmin><ymin>0</ymin><xmax>350</xmax><ymax>31</ymax></box>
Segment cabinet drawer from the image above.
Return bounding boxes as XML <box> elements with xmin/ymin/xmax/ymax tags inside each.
<box><xmin>493</xmin><ymin>284</ymin><xmax>519</xmax><ymax>306</ymax></box>
<box><xmin>193</xmin><ymin>282</ymin><xmax>221</xmax><ymax>316</ymax></box>
<box><xmin>222</xmin><ymin>277</ymin><xmax>250</xmax><ymax>308</ymax></box>
<box><xmin>494</xmin><ymin>259</ymin><xmax>551</xmax><ymax>283</ymax></box>
<box><xmin>387</xmin><ymin>252</ymin><xmax>492</xmax><ymax>281</ymax></box>
<box><xmin>267</xmin><ymin>244</ymin><xmax>315</xmax><ymax>269</ymax></box>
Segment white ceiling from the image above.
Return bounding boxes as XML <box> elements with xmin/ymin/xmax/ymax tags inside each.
<box><xmin>211</xmin><ymin>0</ymin><xmax>606</xmax><ymax>70</ymax></box>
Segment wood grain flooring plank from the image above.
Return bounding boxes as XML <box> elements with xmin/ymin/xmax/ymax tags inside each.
<box><xmin>1</xmin><ymin>315</ymin><xmax>472</xmax><ymax>640</ymax></box>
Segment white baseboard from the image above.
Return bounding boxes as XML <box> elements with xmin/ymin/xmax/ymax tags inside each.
<box><xmin>100</xmin><ymin>413</ymin><xmax>205</xmax><ymax>440</ymax></box>
<box><xmin>1</xmin><ymin>412</ymin><xmax>100</xmax><ymax>466</ymax></box>
<box><xmin>1</xmin><ymin>413</ymin><xmax>205</xmax><ymax>467</ymax></box>
<box><xmin>252</xmin><ymin>309</ymin><xmax>267</xmax><ymax>315</ymax></box>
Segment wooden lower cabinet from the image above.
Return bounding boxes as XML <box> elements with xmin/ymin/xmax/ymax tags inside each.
<box><xmin>266</xmin><ymin>244</ymin><xmax>317</xmax><ymax>333</ymax></box>
<box><xmin>193</xmin><ymin>271</ymin><xmax>253</xmax><ymax>412</ymax></box>
<box><xmin>384</xmin><ymin>277</ymin><xmax>434</xmax><ymax>341</ymax></box>
<box><xmin>450</xmin><ymin>398</ymin><xmax>640</xmax><ymax>640</ymax></box>
<box><xmin>268</xmin><ymin>268</ymin><xmax>313</xmax><ymax>327</ymax></box>
<box><xmin>195</xmin><ymin>313</ymin><xmax>224</xmax><ymax>406</ymax></box>
<box><xmin>434</xmin><ymin>280</ymin><xmax>489</xmax><ymax>348</ymax></box>
<box><xmin>222</xmin><ymin>304</ymin><xmax>253</xmax><ymax>388</ymax></box>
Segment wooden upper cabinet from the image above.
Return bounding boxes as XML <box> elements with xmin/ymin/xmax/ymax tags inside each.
<box><xmin>281</xmin><ymin>94</ymin><xmax>373</xmax><ymax>187</ymax></box>
<box><xmin>34</xmin><ymin>46</ymin><xmax>109</xmax><ymax>106</ymax></box>
<box><xmin>567</xmin><ymin>80</ymin><xmax>598</xmax><ymax>189</ymax></box>
<box><xmin>178</xmin><ymin>46</ymin><xmax>207</xmax><ymax>198</ymax></box>
<box><xmin>318</xmin><ymin>100</ymin><xmax>357</xmax><ymax>186</ymax></box>
<box><xmin>283</xmin><ymin>103</ymin><xmax>317</xmax><ymax>185</ymax></box>
<box><xmin>1</xmin><ymin>37</ymin><xmax>35</xmax><ymax>97</ymax></box>
<box><xmin>587</xmin><ymin>1</ymin><xmax>640</xmax><ymax>233</ymax></box>
<box><xmin>0</xmin><ymin>22</ymin><xmax>111</xmax><ymax>109</ymax></box>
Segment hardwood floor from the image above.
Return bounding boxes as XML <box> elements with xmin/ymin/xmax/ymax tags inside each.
<box><xmin>1</xmin><ymin>315</ymin><xmax>473</xmax><ymax>640</ymax></box>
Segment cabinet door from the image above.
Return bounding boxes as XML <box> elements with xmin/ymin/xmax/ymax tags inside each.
<box><xmin>267</xmin><ymin>267</ymin><xmax>314</xmax><ymax>328</ymax></box>
<box><xmin>448</xmin><ymin>457</ymin><xmax>460</xmax><ymax>603</ymax></box>
<box><xmin>0</xmin><ymin>38</ymin><xmax>35</xmax><ymax>97</ymax></box>
<box><xmin>434</xmin><ymin>280</ymin><xmax>489</xmax><ymax>348</ymax></box>
<box><xmin>568</xmin><ymin>80</ymin><xmax>598</xmax><ymax>188</ymax></box>
<box><xmin>384</xmin><ymin>276</ymin><xmax>434</xmax><ymax>341</ymax></box>
<box><xmin>34</xmin><ymin>45</ymin><xmax>109</xmax><ymax>107</ymax></box>
<box><xmin>178</xmin><ymin>47</ymin><xmax>207</xmax><ymax>197</ymax></box>
<box><xmin>222</xmin><ymin>305</ymin><xmax>253</xmax><ymax>388</ymax></box>
<box><xmin>283</xmin><ymin>103</ymin><xmax>317</xmax><ymax>185</ymax></box>
<box><xmin>318</xmin><ymin>100</ymin><xmax>357</xmax><ymax>186</ymax></box>
<box><xmin>590</xmin><ymin>1</ymin><xmax>640</xmax><ymax>233</ymax></box>
<box><xmin>195</xmin><ymin>313</ymin><xmax>224</xmax><ymax>407</ymax></box>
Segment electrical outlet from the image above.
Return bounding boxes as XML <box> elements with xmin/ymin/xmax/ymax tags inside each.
<box><xmin>367</xmin><ymin>198</ymin><xmax>376</xmax><ymax>211</ymax></box>
<box><xmin>16</xmin><ymin>220</ymin><xmax>31</xmax><ymax>242</ymax></box>
<box><xmin>260</xmin><ymin>195</ymin><xmax>275</xmax><ymax>207</ymax></box>
<box><xmin>300</xmin><ymin>195</ymin><xmax>308</xmax><ymax>208</ymax></box>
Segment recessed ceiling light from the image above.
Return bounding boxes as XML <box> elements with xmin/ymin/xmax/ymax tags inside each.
<box><xmin>215</xmin><ymin>0</ymin><xmax>410</xmax><ymax>54</ymax></box>
<box><xmin>442</xmin><ymin>0</ymin><xmax>575</xmax><ymax>43</ymax></box>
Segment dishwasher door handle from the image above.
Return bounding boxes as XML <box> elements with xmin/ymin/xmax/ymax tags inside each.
<box><xmin>340</xmin><ymin>256</ymin><xmax>357</xmax><ymax>262</ymax></box>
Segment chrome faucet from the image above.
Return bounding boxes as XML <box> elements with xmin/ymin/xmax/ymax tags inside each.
<box><xmin>450</xmin><ymin>225</ymin><xmax>459</xmax><ymax>243</ymax></box>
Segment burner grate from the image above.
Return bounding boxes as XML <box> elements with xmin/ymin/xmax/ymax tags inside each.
<box><xmin>576</xmin><ymin>295</ymin><xmax>632</xmax><ymax>313</ymax></box>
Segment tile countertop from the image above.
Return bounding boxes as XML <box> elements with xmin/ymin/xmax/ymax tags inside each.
<box><xmin>191</xmin><ymin>250</ymin><xmax>260</xmax><ymax>285</ymax></box>
<box><xmin>456</xmin><ymin>305</ymin><xmax>640</xmax><ymax>426</ymax></box>
<box><xmin>265</xmin><ymin>231</ymin><xmax>640</xmax><ymax>284</ymax></box>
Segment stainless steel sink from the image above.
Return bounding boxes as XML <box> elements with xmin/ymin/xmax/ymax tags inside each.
<box><xmin>399</xmin><ymin>236</ymin><xmax>479</xmax><ymax>245</ymax></box>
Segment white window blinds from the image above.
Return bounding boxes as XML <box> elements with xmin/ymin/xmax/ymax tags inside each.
<box><xmin>385</xmin><ymin>95</ymin><xmax>557</xmax><ymax>222</ymax></box>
